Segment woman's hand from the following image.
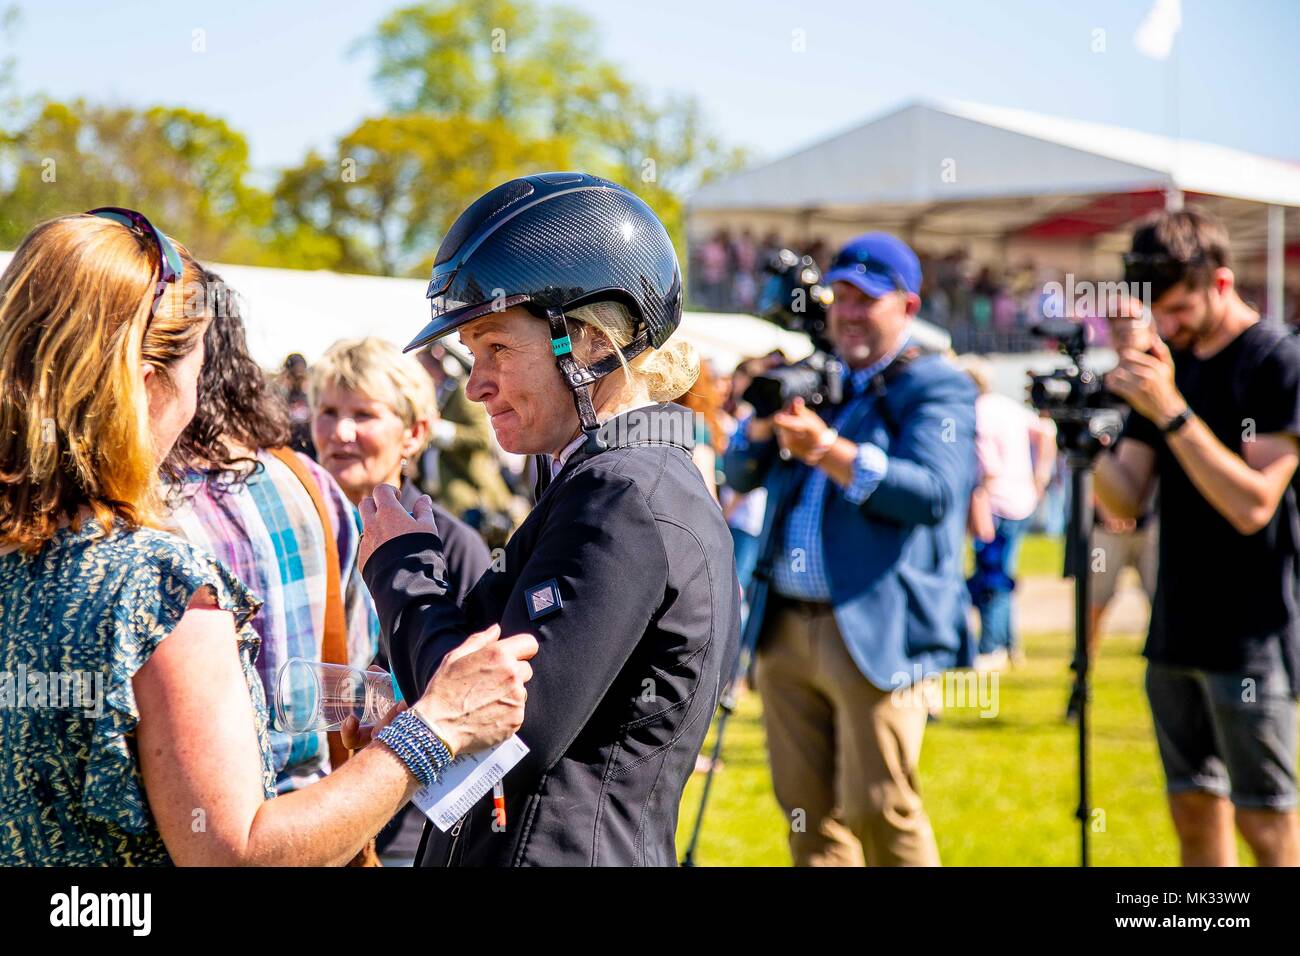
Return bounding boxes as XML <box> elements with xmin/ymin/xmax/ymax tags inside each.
<box><xmin>339</xmin><ymin>698</ymin><xmax>406</xmax><ymax>750</ymax></box>
<box><xmin>358</xmin><ymin>484</ymin><xmax>437</xmax><ymax>572</ymax></box>
<box><xmin>412</xmin><ymin>623</ymin><xmax>539</xmax><ymax>757</ymax></box>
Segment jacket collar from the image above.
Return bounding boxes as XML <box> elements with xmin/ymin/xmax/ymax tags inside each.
<box><xmin>539</xmin><ymin>402</ymin><xmax>696</xmax><ymax>489</ymax></box>
<box><xmin>844</xmin><ymin>333</ymin><xmax>913</xmax><ymax>395</ymax></box>
<box><xmin>569</xmin><ymin>401</ymin><xmax>694</xmax><ymax>469</ymax></box>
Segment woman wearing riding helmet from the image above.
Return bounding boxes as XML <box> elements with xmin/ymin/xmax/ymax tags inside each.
<box><xmin>359</xmin><ymin>172</ymin><xmax>741</xmax><ymax>867</ymax></box>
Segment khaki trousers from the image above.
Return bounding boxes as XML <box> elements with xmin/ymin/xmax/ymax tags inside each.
<box><xmin>754</xmin><ymin>598</ymin><xmax>941</xmax><ymax>866</ymax></box>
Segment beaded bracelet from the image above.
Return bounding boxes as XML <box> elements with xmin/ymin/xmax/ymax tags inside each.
<box><xmin>377</xmin><ymin>711</ymin><xmax>454</xmax><ymax>787</ymax></box>
<box><xmin>406</xmin><ymin>710</ymin><xmax>455</xmax><ymax>769</ymax></box>
<box><xmin>409</xmin><ymin>709</ymin><xmax>457</xmax><ymax>761</ymax></box>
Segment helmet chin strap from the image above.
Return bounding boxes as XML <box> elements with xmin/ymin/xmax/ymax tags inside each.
<box><xmin>546</xmin><ymin>307</ymin><xmax>650</xmax><ymax>454</ymax></box>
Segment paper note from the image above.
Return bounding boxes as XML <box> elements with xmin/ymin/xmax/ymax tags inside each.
<box><xmin>410</xmin><ymin>735</ymin><xmax>530</xmax><ymax>832</ymax></box>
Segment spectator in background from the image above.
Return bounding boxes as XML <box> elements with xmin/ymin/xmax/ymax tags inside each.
<box><xmin>948</xmin><ymin>251</ymin><xmax>973</xmax><ymax>326</ymax></box>
<box><xmin>1097</xmin><ymin>209</ymin><xmax>1300</xmax><ymax>866</ymax></box>
<box><xmin>970</xmin><ymin>267</ymin><xmax>997</xmax><ymax>331</ymax></box>
<box><xmin>721</xmin><ymin>356</ymin><xmax>773</xmax><ymax>604</ymax></box>
<box><xmin>993</xmin><ymin>289</ymin><xmax>1018</xmax><ymax>332</ymax></box>
<box><xmin>757</xmin><ymin>230</ymin><xmax>782</xmax><ymax>279</ymax></box>
<box><xmin>960</xmin><ymin>355</ymin><xmax>1057</xmax><ymax>671</ymax></box>
<box><xmin>710</xmin><ymin>358</ymin><xmax>738</xmax><ymax>439</ymax></box>
<box><xmin>309</xmin><ymin>338</ymin><xmax>489</xmax><ymax>601</ymax></box>
<box><xmin>804</xmin><ymin>237</ymin><xmax>829</xmax><ymax>273</ymax></box>
<box><xmin>673</xmin><ymin>358</ymin><xmax>728</xmax><ymax>500</ymax></box>
<box><xmin>1010</xmin><ymin>260</ymin><xmax>1038</xmax><ymax>331</ymax></box>
<box><xmin>731</xmin><ymin>229</ymin><xmax>759</xmax><ymax>312</ymax></box>
<box><xmin>279</xmin><ymin>352</ymin><xmax>316</xmax><ymax>460</ymax></box>
<box><xmin>698</xmin><ymin>230</ymin><xmax>730</xmax><ymax>310</ymax></box>
<box><xmin>925</xmin><ymin>280</ymin><xmax>952</xmax><ymax>329</ymax></box>
<box><xmin>724</xmin><ymin>233</ymin><xmax>977</xmax><ymax>866</ymax></box>
<box><xmin>165</xmin><ymin>269</ymin><xmax>379</xmax><ymax>799</ymax></box>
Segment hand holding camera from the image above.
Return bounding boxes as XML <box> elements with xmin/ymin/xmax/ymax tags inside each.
<box><xmin>1106</xmin><ymin>335</ymin><xmax>1187</xmax><ymax>429</ymax></box>
<box><xmin>772</xmin><ymin>397</ymin><xmax>838</xmax><ymax>465</ymax></box>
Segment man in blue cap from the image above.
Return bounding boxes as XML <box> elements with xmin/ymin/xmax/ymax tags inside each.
<box><xmin>725</xmin><ymin>232</ymin><xmax>977</xmax><ymax>866</ymax></box>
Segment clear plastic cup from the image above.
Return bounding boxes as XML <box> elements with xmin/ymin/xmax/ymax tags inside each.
<box><xmin>273</xmin><ymin>659</ymin><xmax>397</xmax><ymax>734</ymax></box>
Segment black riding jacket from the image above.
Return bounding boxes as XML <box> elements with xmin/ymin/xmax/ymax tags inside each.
<box><xmin>361</xmin><ymin>403</ymin><xmax>740</xmax><ymax>866</ymax></box>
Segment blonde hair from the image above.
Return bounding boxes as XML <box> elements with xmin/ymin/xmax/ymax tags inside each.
<box><xmin>308</xmin><ymin>337</ymin><xmax>435</xmax><ymax>443</ymax></box>
<box><xmin>566</xmin><ymin>300</ymin><xmax>699</xmax><ymax>403</ymax></box>
<box><xmin>0</xmin><ymin>214</ymin><xmax>206</xmax><ymax>553</ymax></box>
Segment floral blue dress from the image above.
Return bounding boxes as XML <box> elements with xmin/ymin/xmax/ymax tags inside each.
<box><xmin>0</xmin><ymin>518</ymin><xmax>276</xmax><ymax>865</ymax></box>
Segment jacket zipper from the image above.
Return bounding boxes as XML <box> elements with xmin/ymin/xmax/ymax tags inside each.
<box><xmin>445</xmin><ymin>813</ymin><xmax>467</xmax><ymax>865</ymax></box>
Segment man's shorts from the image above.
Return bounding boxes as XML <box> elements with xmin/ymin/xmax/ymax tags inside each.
<box><xmin>1145</xmin><ymin>644</ymin><xmax>1298</xmax><ymax>811</ymax></box>
<box><xmin>1090</xmin><ymin>523</ymin><xmax>1157</xmax><ymax>610</ymax></box>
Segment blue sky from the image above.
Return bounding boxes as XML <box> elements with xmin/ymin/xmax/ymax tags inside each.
<box><xmin>7</xmin><ymin>0</ymin><xmax>1299</xmax><ymax>179</ymax></box>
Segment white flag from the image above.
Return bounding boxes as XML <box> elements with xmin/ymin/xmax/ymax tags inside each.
<box><xmin>1134</xmin><ymin>0</ymin><xmax>1182</xmax><ymax>60</ymax></box>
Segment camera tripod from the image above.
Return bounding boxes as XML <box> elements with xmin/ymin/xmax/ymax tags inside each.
<box><xmin>1055</xmin><ymin>413</ymin><xmax>1122</xmax><ymax>867</ymax></box>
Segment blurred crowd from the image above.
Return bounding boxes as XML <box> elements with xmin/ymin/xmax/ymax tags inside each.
<box><xmin>689</xmin><ymin>227</ymin><xmax>1296</xmax><ymax>354</ymax></box>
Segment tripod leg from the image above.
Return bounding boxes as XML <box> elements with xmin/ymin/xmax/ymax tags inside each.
<box><xmin>1069</xmin><ymin>457</ymin><xmax>1094</xmax><ymax>867</ymax></box>
<box><xmin>681</xmin><ymin>701</ymin><xmax>734</xmax><ymax>867</ymax></box>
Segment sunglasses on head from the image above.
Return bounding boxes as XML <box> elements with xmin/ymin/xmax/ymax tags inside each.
<box><xmin>86</xmin><ymin>207</ymin><xmax>183</xmax><ymax>314</ymax></box>
<box><xmin>829</xmin><ymin>247</ymin><xmax>908</xmax><ymax>294</ymax></box>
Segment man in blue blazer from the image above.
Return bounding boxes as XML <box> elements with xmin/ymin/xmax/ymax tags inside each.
<box><xmin>724</xmin><ymin>232</ymin><xmax>977</xmax><ymax>866</ymax></box>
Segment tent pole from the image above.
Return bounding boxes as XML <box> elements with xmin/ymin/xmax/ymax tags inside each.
<box><xmin>1267</xmin><ymin>204</ymin><xmax>1285</xmax><ymax>324</ymax></box>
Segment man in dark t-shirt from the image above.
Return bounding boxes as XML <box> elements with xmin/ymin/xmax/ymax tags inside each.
<box><xmin>1096</xmin><ymin>209</ymin><xmax>1300</xmax><ymax>867</ymax></box>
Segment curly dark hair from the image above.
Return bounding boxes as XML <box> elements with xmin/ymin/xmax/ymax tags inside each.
<box><xmin>162</xmin><ymin>267</ymin><xmax>292</xmax><ymax>492</ymax></box>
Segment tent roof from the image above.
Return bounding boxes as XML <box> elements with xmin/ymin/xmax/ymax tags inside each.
<box><xmin>689</xmin><ymin>99</ymin><xmax>1300</xmax><ymax>214</ymax></box>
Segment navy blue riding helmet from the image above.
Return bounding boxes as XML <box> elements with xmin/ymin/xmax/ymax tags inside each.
<box><xmin>405</xmin><ymin>172</ymin><xmax>683</xmax><ymax>450</ymax></box>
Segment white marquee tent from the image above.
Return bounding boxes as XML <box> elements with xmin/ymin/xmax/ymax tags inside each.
<box><xmin>689</xmin><ymin>99</ymin><xmax>1300</xmax><ymax>319</ymax></box>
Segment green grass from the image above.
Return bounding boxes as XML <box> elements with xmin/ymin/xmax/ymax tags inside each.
<box><xmin>1017</xmin><ymin>532</ymin><xmax>1066</xmax><ymax>579</ymax></box>
<box><xmin>676</xmin><ymin>625</ymin><xmax>1186</xmax><ymax>866</ymax></box>
<box><xmin>963</xmin><ymin>531</ymin><xmax>1065</xmax><ymax>579</ymax></box>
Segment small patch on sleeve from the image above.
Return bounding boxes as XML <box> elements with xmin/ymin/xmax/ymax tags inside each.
<box><xmin>524</xmin><ymin>578</ymin><xmax>564</xmax><ymax>620</ymax></box>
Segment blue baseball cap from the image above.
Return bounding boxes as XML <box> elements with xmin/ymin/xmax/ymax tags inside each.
<box><xmin>823</xmin><ymin>232</ymin><xmax>922</xmax><ymax>299</ymax></box>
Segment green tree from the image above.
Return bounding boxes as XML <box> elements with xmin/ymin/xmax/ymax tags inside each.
<box><xmin>363</xmin><ymin>0</ymin><xmax>607</xmax><ymax>138</ymax></box>
<box><xmin>0</xmin><ymin>3</ymin><xmax>20</xmax><ymax>128</ymax></box>
<box><xmin>0</xmin><ymin>0</ymin><xmax>749</xmax><ymax>278</ymax></box>
<box><xmin>359</xmin><ymin>0</ymin><xmax>747</xmax><ymax>263</ymax></box>
<box><xmin>272</xmin><ymin>113</ymin><xmax>570</xmax><ymax>276</ymax></box>
<box><xmin>0</xmin><ymin>99</ymin><xmax>270</xmax><ymax>260</ymax></box>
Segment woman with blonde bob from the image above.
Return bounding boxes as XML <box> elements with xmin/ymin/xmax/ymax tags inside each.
<box><xmin>310</xmin><ymin>336</ymin><xmax>435</xmax><ymax>506</ymax></box>
<box><xmin>0</xmin><ymin>211</ymin><xmax>535</xmax><ymax>866</ymax></box>
<box><xmin>358</xmin><ymin>174</ymin><xmax>740</xmax><ymax>867</ymax></box>
<box><xmin>310</xmin><ymin>336</ymin><xmax>490</xmax><ymax>605</ymax></box>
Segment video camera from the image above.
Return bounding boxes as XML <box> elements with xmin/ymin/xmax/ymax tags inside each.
<box><xmin>1028</xmin><ymin>319</ymin><xmax>1123</xmax><ymax>456</ymax></box>
<box><xmin>742</xmin><ymin>249</ymin><xmax>843</xmax><ymax>419</ymax></box>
